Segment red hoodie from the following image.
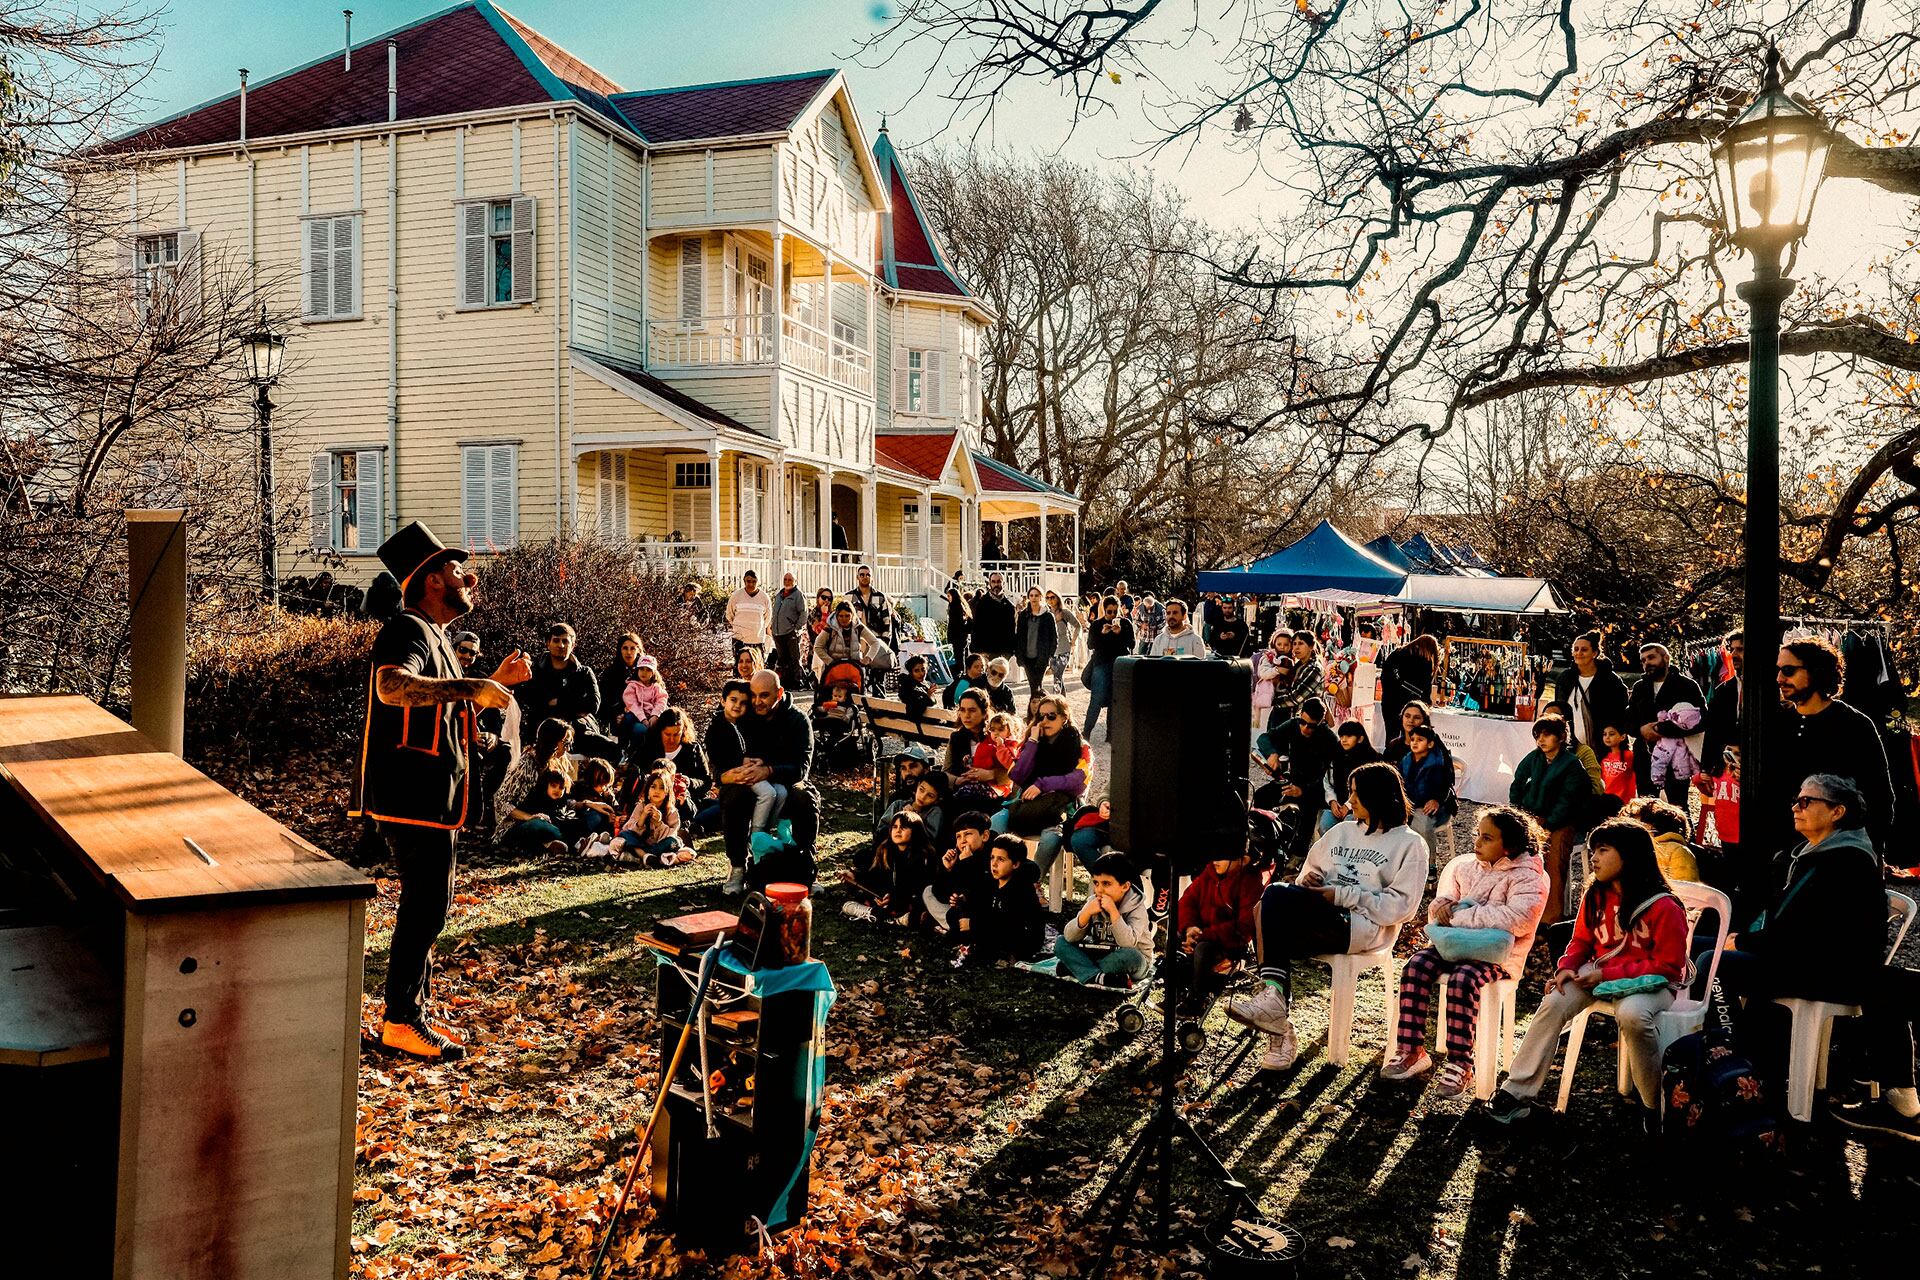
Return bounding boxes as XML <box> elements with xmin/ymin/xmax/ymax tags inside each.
<box><xmin>1178</xmin><ymin>862</ymin><xmax>1268</xmax><ymax>953</ymax></box>
<box><xmin>1557</xmin><ymin>882</ymin><xmax>1688</xmax><ymax>983</ymax></box>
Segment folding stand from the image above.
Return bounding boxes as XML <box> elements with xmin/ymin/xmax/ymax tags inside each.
<box><xmin>1082</xmin><ymin>867</ymin><xmax>1256</xmax><ymax>1278</ymax></box>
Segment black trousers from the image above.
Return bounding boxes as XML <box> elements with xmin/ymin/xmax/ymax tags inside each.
<box><xmin>379</xmin><ymin>820</ymin><xmax>458</xmax><ymax>1026</ymax></box>
<box><xmin>772</xmin><ymin>632</ymin><xmax>804</xmax><ymax>686</ymax></box>
<box><xmin>718</xmin><ymin>780</ymin><xmax>821</xmax><ymax>870</ymax></box>
<box><xmin>1707</xmin><ymin>949</ymin><xmax>1916</xmax><ymax>1091</ymax></box>
<box><xmin>1254</xmin><ymin>882</ymin><xmax>1353</xmax><ymax>997</ymax></box>
<box><xmin>1020</xmin><ymin>658</ymin><xmax>1049</xmax><ymax>701</ymax></box>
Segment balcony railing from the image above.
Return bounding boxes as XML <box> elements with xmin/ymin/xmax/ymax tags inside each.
<box><xmin>645</xmin><ymin>311</ymin><xmax>871</xmax><ymax>395</ymax></box>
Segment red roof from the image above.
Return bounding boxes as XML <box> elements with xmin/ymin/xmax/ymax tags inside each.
<box><xmin>102</xmin><ymin>4</ymin><xmax>557</xmax><ymax>154</ymax></box>
<box><xmin>896</xmin><ymin>266</ymin><xmax>968</xmax><ymax>298</ymax></box>
<box><xmin>875</xmin><ymin>432</ymin><xmax>958</xmax><ymax>481</ymax></box>
<box><xmin>498</xmin><ymin>9</ymin><xmax>622</xmax><ymax>97</ymax></box>
<box><xmin>611</xmin><ymin>71</ymin><xmax>834</xmax><ymax>144</ymax></box>
<box><xmin>974</xmin><ymin>452</ymin><xmax>1074</xmax><ymax>499</ymax></box>
<box><xmin>872</xmin><ymin>129</ymin><xmax>974</xmax><ymax>300</ymax></box>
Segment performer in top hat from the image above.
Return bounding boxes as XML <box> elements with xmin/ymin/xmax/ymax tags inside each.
<box><xmin>351</xmin><ymin>520</ymin><xmax>531</xmax><ymax>1061</ymax></box>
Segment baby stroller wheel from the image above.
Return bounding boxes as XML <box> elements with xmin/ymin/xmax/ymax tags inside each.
<box><xmin>1116</xmin><ymin>1005</ymin><xmax>1146</xmax><ymax>1035</ymax></box>
<box><xmin>1178</xmin><ymin>1021</ymin><xmax>1208</xmax><ymax>1054</ymax></box>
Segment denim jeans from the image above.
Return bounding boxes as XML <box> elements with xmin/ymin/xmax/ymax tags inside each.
<box><xmin>1081</xmin><ymin>661</ymin><xmax>1115</xmax><ymax>740</ymax></box>
<box><xmin>1054</xmin><ymin>936</ymin><xmax>1152</xmax><ymax>983</ymax></box>
<box><xmin>502</xmin><ymin>817</ymin><xmax>566</xmax><ymax>852</ymax></box>
<box><xmin>1035</xmin><ymin>823</ymin><xmax>1108</xmax><ymax>884</ymax></box>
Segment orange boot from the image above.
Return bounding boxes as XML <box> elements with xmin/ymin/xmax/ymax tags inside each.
<box><xmin>378</xmin><ymin>1019</ymin><xmax>466</xmax><ymax>1062</ymax></box>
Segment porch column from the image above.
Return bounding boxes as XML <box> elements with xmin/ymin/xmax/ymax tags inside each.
<box><xmin>706</xmin><ymin>440</ymin><xmax>723</xmax><ymax>580</ymax></box>
<box><xmin>771</xmin><ymin>231</ymin><xmax>784</xmax><ymax>364</ymax></box>
<box><xmin>772</xmin><ymin>454</ymin><xmax>786</xmax><ymax>570</ymax></box>
<box><xmin>1072</xmin><ymin>508</ymin><xmax>1081</xmax><ymax>576</ymax></box>
<box><xmin>919</xmin><ymin>486</ymin><xmax>934</xmax><ymax>564</ymax></box>
<box><xmin>1038</xmin><ymin>500</ymin><xmax>1050</xmax><ymax>567</ymax></box>
<box><xmin>860</xmin><ymin>475</ymin><xmax>877</xmax><ymax>557</ymax></box>
<box><xmin>818</xmin><ymin>469</ymin><xmax>832</xmax><ymax>551</ymax></box>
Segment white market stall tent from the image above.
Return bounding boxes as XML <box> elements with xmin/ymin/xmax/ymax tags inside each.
<box><xmin>1395</xmin><ymin>574</ymin><xmax>1567</xmax><ymax>615</ymax></box>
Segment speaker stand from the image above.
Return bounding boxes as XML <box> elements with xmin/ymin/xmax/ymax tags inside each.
<box><xmin>1081</xmin><ymin>870</ymin><xmax>1255</xmax><ymax>1278</ymax></box>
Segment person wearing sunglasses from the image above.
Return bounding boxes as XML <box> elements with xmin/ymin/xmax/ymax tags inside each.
<box><xmin>1770</xmin><ymin>636</ymin><xmax>1894</xmax><ymax>858</ymax></box>
<box><xmin>988</xmin><ymin>695</ymin><xmax>1087</xmax><ymax>837</ymax></box>
<box><xmin>1709</xmin><ymin>774</ymin><xmax>1907</xmax><ymax>1133</ymax></box>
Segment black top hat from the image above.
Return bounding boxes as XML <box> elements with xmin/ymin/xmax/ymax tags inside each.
<box><xmin>378</xmin><ymin>520</ymin><xmax>463</xmax><ymax>593</ymax></box>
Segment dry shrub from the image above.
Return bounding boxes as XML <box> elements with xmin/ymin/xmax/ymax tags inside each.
<box><xmin>186</xmin><ymin>613</ymin><xmax>379</xmax><ymax>763</ymax></box>
<box><xmin>460</xmin><ymin>536</ymin><xmax>731</xmax><ymax>720</ymax></box>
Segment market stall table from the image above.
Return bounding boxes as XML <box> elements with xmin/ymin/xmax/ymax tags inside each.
<box><xmin>1431</xmin><ymin>709</ymin><xmax>1539</xmax><ymax>806</ymax></box>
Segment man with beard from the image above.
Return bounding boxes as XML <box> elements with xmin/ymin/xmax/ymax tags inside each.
<box><xmin>1623</xmin><ymin>642</ymin><xmax>1704</xmax><ymax>802</ymax></box>
<box><xmin>520</xmin><ymin>622</ymin><xmax>616</xmax><ymax>760</ymax></box>
<box><xmin>354</xmin><ymin>522</ymin><xmax>530</xmax><ymax>1061</ymax></box>
<box><xmin>970</xmin><ymin>571</ymin><xmax>1018</xmax><ymax>660</ymax></box>
<box><xmin>717</xmin><ymin>669</ymin><xmax>821</xmax><ymax>891</ymax></box>
<box><xmin>1770</xmin><ymin>636</ymin><xmax>1894</xmax><ymax>856</ymax></box>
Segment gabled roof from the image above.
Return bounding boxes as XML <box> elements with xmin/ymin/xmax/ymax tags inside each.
<box><xmin>609</xmin><ymin>70</ymin><xmax>836</xmax><ymax>145</ymax></box>
<box><xmin>972</xmin><ymin>452</ymin><xmax>1077</xmax><ymax>503</ymax></box>
<box><xmin>873</xmin><ymin>126</ymin><xmax>973</xmax><ymax>300</ymax></box>
<box><xmin>1196</xmin><ymin>520</ymin><xmax>1408</xmax><ymax>597</ymax></box>
<box><xmin>874</xmin><ymin>430</ymin><xmax>977</xmax><ymax>488</ymax></box>
<box><xmin>101</xmin><ymin>1</ymin><xmax>622</xmax><ymax>155</ymax></box>
<box><xmin>572</xmin><ymin>350</ymin><xmax>750</xmax><ymax>435</ymax></box>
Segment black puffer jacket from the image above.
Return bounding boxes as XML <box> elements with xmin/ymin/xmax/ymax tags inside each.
<box><xmin>520</xmin><ymin>655</ymin><xmax>600</xmax><ymax>728</ymax></box>
<box><xmin>968</xmin><ymin>860</ymin><xmax>1045</xmax><ymax>965</ymax></box>
<box><xmin>745</xmin><ymin>695</ymin><xmax>815</xmax><ymax>787</ymax></box>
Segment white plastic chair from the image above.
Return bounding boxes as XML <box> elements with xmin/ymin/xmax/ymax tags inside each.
<box><xmin>1437</xmin><ymin>976</ymin><xmax>1519</xmax><ymax>1100</ymax></box>
<box><xmin>1771</xmin><ymin>890</ymin><xmax>1916</xmax><ymax>1122</ymax></box>
<box><xmin>1028</xmin><ymin>836</ymin><xmax>1082</xmax><ymax>913</ymax></box>
<box><xmin>1553</xmin><ymin>880</ymin><xmax>1733</xmax><ymax>1113</ymax></box>
<box><xmin>1310</xmin><ymin>939</ymin><xmax>1400</xmax><ymax>1067</ymax></box>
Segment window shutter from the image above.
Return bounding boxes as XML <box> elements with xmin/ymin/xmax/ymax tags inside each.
<box><xmin>509</xmin><ymin>195</ymin><xmax>536</xmax><ymax>303</ymax></box>
<box><xmin>892</xmin><ymin>349</ymin><xmax>909</xmax><ymax>411</ymax></box>
<box><xmin>332</xmin><ymin>216</ymin><xmax>358</xmax><ymax>316</ymax></box>
<box><xmin>595</xmin><ymin>452</ymin><xmax>628</xmax><ymax>541</ymax></box>
<box><xmin>304</xmin><ymin>219</ymin><xmax>331</xmax><ymax>318</ymax></box>
<box><xmin>461</xmin><ymin>445</ymin><xmax>489</xmax><ymax>550</ymax></box>
<box><xmin>722</xmin><ymin>239</ymin><xmax>740</xmax><ymax>330</ymax></box>
<box><xmin>458</xmin><ymin>202</ymin><xmax>486</xmax><ymax>307</ymax></box>
<box><xmin>309</xmin><ymin>453</ymin><xmax>332</xmax><ymax>550</ymax></box>
<box><xmin>679</xmin><ymin>238</ymin><xmax>703</xmax><ymax>322</ymax></box>
<box><xmin>173</xmin><ymin>230</ymin><xmax>202</xmax><ymax>323</ymax></box>
<box><xmin>925</xmin><ymin>350</ymin><xmax>946</xmax><ymax>416</ymax></box>
<box><xmin>355</xmin><ymin>450</ymin><xmax>383</xmax><ymax>548</ymax></box>
<box><xmin>488</xmin><ymin>444</ymin><xmax>517</xmax><ymax>548</ymax></box>
<box><xmin>739</xmin><ymin>461</ymin><xmax>761</xmax><ymax>544</ymax></box>
<box><xmin>611</xmin><ymin>453</ymin><xmax>628</xmax><ymax>540</ymax></box>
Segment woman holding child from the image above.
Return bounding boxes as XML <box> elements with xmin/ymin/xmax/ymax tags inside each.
<box><xmin>1227</xmin><ymin>761</ymin><xmax>1430</xmax><ymax>1070</ymax></box>
<box><xmin>493</xmin><ymin>717</ymin><xmax>579</xmax><ymax>854</ymax></box>
<box><xmin>989</xmin><ymin>695</ymin><xmax>1088</xmax><ymax>836</ymax></box>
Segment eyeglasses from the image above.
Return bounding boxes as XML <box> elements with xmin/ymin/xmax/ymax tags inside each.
<box><xmin>1776</xmin><ymin>664</ymin><xmax>1806</xmax><ymax>676</ymax></box>
<box><xmin>1791</xmin><ymin>794</ymin><xmax>1829</xmax><ymax>810</ymax></box>
<box><xmin>1038</xmin><ymin>712</ymin><xmax>1062</xmax><ymax>723</ymax></box>
<box><xmin>455</xmin><ymin>647</ymin><xmax>479</xmax><ymax>659</ymax></box>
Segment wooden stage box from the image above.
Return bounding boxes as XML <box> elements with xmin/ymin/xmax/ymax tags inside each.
<box><xmin>0</xmin><ymin>694</ymin><xmax>374</xmax><ymax>1279</ymax></box>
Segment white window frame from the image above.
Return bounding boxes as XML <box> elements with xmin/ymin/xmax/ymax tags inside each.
<box><xmin>678</xmin><ymin>237</ymin><xmax>705</xmax><ymax>324</ymax></box>
<box><xmin>905</xmin><ymin>349</ymin><xmax>923</xmax><ymax>413</ymax></box>
<box><xmin>669</xmin><ymin>456</ymin><xmax>713</xmax><ymax>545</ymax></box>
<box><xmin>460</xmin><ymin>443</ymin><xmax>519</xmax><ymax>552</ymax></box>
<box><xmin>309</xmin><ymin>448</ymin><xmax>384</xmax><ymax>554</ymax></box>
<box><xmin>596</xmin><ymin>451</ymin><xmax>629</xmax><ymax>542</ymax></box>
<box><xmin>455</xmin><ymin>195</ymin><xmax>536</xmax><ymax>309</ymax></box>
<box><xmin>301</xmin><ymin>212</ymin><xmax>363</xmax><ymax>322</ymax></box>
<box><xmin>738</xmin><ymin>458</ymin><xmax>767</xmax><ymax>545</ymax></box>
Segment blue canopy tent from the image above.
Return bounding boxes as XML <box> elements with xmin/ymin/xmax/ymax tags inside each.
<box><xmin>1197</xmin><ymin>520</ymin><xmax>1409</xmax><ymax>596</ymax></box>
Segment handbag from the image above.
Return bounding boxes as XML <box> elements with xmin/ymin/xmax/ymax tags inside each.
<box><xmin>1593</xmin><ymin>973</ymin><xmax>1671</xmax><ymax>998</ymax></box>
<box><xmin>1001</xmin><ymin>789</ymin><xmax>1075</xmax><ymax>835</ymax></box>
<box><xmin>1423</xmin><ymin>925</ymin><xmax>1513</xmax><ymax>966</ymax></box>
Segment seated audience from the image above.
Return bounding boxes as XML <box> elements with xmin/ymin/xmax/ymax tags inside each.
<box><xmin>638</xmin><ymin>707</ymin><xmax>713</xmax><ymax>830</ymax></box>
<box><xmin>598</xmin><ymin>632</ymin><xmax>645</xmax><ymax>731</ymax></box>
<box><xmin>493</xmin><ymin>718</ymin><xmax>578</xmax><ymax>854</ymax></box>
<box><xmin>1255</xmin><ymin>697</ymin><xmax>1337</xmax><ymax>849</ymax></box>
<box><xmin>944</xmin><ymin>652</ymin><xmax>988</xmax><ymax>710</ymax></box>
<box><xmin>1487</xmin><ymin>819</ymin><xmax>1686</xmax><ymax>1129</ymax></box>
<box><xmin>1397</xmin><ymin>722</ymin><xmax>1457</xmax><ymax>863</ymax></box>
<box><xmin>983</xmin><ymin>657</ymin><xmax>1018</xmax><ymax>714</ymax></box>
<box><xmin>1598</xmin><ymin>723</ymin><xmax>1638</xmax><ymax>809</ymax></box>
<box><xmin>924</xmin><ymin>811</ymin><xmax>994</xmax><ymax>934</ymax></box>
<box><xmin>990</xmin><ymin>696</ymin><xmax>1088</xmax><ymax>836</ymax></box>
<box><xmin>1177</xmin><ymin>848</ymin><xmax>1266</xmax><ymax>1011</ymax></box>
<box><xmin>1384</xmin><ymin>807</ymin><xmax>1549</xmax><ymax>1097</ymax></box>
<box><xmin>896</xmin><ymin>654</ymin><xmax>935</xmax><ymax>720</ymax></box>
<box><xmin>1034</xmin><ymin>796</ymin><xmax>1111</xmax><ymax>891</ymax></box>
<box><xmin>963</xmin><ymin>836</ymin><xmax>1046</xmax><ymax>966</ymax></box>
<box><xmin>1227</xmin><ymin>762</ymin><xmax>1430</xmax><ymax>1070</ymax></box>
<box><xmin>1624</xmin><ymin>797</ymin><xmax>1700</xmax><ymax>883</ymax></box>
<box><xmin>843</xmin><ymin>809</ymin><xmax>936</xmax><ymax>923</ymax></box>
<box><xmin>595</xmin><ymin>766</ymin><xmax>694</xmax><ymax>867</ymax></box>
<box><xmin>1320</xmin><ymin>720</ymin><xmax>1383</xmax><ymax>835</ymax></box>
<box><xmin>1054</xmin><ymin>852</ymin><xmax>1154</xmax><ymax>987</ymax></box>
<box><xmin>616</xmin><ymin>656</ymin><xmax>669</xmax><ymax>755</ymax></box>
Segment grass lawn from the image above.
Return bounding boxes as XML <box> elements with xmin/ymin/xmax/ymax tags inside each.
<box><xmin>338</xmin><ymin>776</ymin><xmax>1915</xmax><ymax>1280</ymax></box>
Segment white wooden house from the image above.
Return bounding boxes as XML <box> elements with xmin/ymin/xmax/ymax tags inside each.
<box><xmin>104</xmin><ymin>0</ymin><xmax>1080</xmax><ymax>608</ymax></box>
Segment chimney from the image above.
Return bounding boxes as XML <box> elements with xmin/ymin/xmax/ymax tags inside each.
<box><xmin>127</xmin><ymin>510</ymin><xmax>188</xmax><ymax>756</ymax></box>
<box><xmin>343</xmin><ymin>10</ymin><xmax>353</xmax><ymax>71</ymax></box>
<box><xmin>238</xmin><ymin>68</ymin><xmax>249</xmax><ymax>144</ymax></box>
<box><xmin>387</xmin><ymin>40</ymin><xmax>397</xmax><ymax>123</ymax></box>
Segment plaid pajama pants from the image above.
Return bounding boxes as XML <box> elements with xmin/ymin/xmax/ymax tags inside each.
<box><xmin>1395</xmin><ymin>946</ymin><xmax>1506</xmax><ymax>1060</ymax></box>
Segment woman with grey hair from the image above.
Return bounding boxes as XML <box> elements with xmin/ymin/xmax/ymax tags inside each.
<box><xmin>1707</xmin><ymin>772</ymin><xmax>1890</xmax><ymax>1106</ymax></box>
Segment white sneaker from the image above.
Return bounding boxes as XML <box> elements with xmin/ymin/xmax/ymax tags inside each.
<box><xmin>1259</xmin><ymin>1024</ymin><xmax>1299</xmax><ymax>1071</ymax></box>
<box><xmin>1225</xmin><ymin>984</ymin><xmax>1291</xmax><ymax>1035</ymax></box>
<box><xmin>1380</xmin><ymin>1047</ymin><xmax>1434</xmax><ymax>1081</ymax></box>
<box><xmin>1433</xmin><ymin>1060</ymin><xmax>1472</xmax><ymax>1099</ymax></box>
<box><xmin>841</xmin><ymin>901</ymin><xmax>874</xmax><ymax>921</ymax></box>
<box><xmin>580</xmin><ymin>839</ymin><xmax>612</xmax><ymax>860</ymax></box>
<box><xmin>723</xmin><ymin>868</ymin><xmax>746</xmax><ymax>896</ymax></box>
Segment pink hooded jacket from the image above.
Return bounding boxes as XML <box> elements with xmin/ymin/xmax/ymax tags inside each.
<box><xmin>622</xmin><ymin>658</ymin><xmax>668</xmax><ymax>723</ymax></box>
<box><xmin>1431</xmin><ymin>851</ymin><xmax>1550</xmax><ymax>977</ymax></box>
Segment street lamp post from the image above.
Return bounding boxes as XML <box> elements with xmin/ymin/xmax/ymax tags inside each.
<box><xmin>239</xmin><ymin>306</ymin><xmax>288</xmax><ymax>607</ymax></box>
<box><xmin>1709</xmin><ymin>46</ymin><xmax>1832</xmax><ymax>846</ymax></box>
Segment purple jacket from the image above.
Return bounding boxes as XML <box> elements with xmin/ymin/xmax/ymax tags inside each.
<box><xmin>1009</xmin><ymin>738</ymin><xmax>1089</xmax><ymax>797</ymax></box>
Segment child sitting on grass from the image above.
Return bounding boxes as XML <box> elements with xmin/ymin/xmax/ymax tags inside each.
<box><xmin>963</xmin><ymin>835</ymin><xmax>1046</xmax><ymax>967</ymax></box>
<box><xmin>843</xmin><ymin>810</ymin><xmax>935</xmax><ymax>923</ymax></box>
<box><xmin>569</xmin><ymin>758</ymin><xmax>620</xmax><ymax>845</ymax></box>
<box><xmin>923</xmin><ymin>811</ymin><xmax>993</xmax><ymax>934</ymax></box>
<box><xmin>1382</xmin><ymin>806</ymin><xmax>1548</xmax><ymax>1097</ymax></box>
<box><xmin>592</xmin><ymin>766</ymin><xmax>693</xmax><ymax>867</ymax></box>
<box><xmin>1487</xmin><ymin>819</ymin><xmax>1686</xmax><ymax>1129</ymax></box>
<box><xmin>1177</xmin><ymin>849</ymin><xmax>1266</xmax><ymax>1012</ymax></box>
<box><xmin>1054</xmin><ymin>852</ymin><xmax>1153</xmax><ymax>988</ymax></box>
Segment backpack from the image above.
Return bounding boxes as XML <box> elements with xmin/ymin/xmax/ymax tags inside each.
<box><xmin>1659</xmin><ymin>975</ymin><xmax>1783</xmax><ymax>1157</ymax></box>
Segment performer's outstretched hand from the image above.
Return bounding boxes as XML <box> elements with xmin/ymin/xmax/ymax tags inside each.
<box><xmin>492</xmin><ymin>648</ymin><xmax>533</xmax><ymax>686</ymax></box>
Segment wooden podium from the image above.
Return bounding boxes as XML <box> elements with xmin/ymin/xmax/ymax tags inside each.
<box><xmin>0</xmin><ymin>694</ymin><xmax>373</xmax><ymax>1279</ymax></box>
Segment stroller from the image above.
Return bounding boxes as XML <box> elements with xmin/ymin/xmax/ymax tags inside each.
<box><xmin>811</xmin><ymin>659</ymin><xmax>874</xmax><ymax>769</ymax></box>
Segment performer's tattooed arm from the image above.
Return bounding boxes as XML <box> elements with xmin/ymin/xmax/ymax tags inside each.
<box><xmin>377</xmin><ymin>668</ymin><xmax>498</xmax><ymax>707</ymax></box>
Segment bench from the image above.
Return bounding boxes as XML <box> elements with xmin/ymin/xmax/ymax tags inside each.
<box><xmin>852</xmin><ymin>693</ymin><xmax>957</xmax><ymax>828</ymax></box>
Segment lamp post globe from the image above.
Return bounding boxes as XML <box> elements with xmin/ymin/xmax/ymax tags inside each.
<box><xmin>239</xmin><ymin>304</ymin><xmax>287</xmax><ymax>607</ymax></box>
<box><xmin>1708</xmin><ymin>45</ymin><xmax>1833</xmax><ymax>856</ymax></box>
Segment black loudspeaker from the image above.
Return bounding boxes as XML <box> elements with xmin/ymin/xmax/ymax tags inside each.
<box><xmin>1109</xmin><ymin>655</ymin><xmax>1251</xmax><ymax>867</ymax></box>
